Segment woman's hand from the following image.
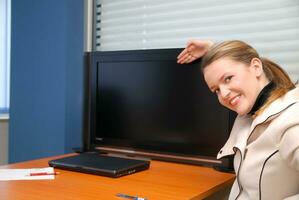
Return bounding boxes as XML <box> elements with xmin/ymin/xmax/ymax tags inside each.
<box><xmin>177</xmin><ymin>40</ymin><xmax>214</xmax><ymax>64</ymax></box>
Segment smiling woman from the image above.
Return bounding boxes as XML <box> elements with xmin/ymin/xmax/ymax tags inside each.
<box><xmin>0</xmin><ymin>0</ymin><xmax>11</xmax><ymax>114</ymax></box>
<box><xmin>178</xmin><ymin>39</ymin><xmax>299</xmax><ymax>200</ymax></box>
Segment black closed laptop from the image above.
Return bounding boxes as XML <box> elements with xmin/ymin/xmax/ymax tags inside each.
<box><xmin>48</xmin><ymin>153</ymin><xmax>150</xmax><ymax>178</ymax></box>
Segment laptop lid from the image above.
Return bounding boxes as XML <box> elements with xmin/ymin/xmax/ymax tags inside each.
<box><xmin>48</xmin><ymin>153</ymin><xmax>150</xmax><ymax>178</ymax></box>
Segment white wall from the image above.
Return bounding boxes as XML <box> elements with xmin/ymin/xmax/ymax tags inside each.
<box><xmin>0</xmin><ymin>119</ymin><xmax>8</xmax><ymax>165</ymax></box>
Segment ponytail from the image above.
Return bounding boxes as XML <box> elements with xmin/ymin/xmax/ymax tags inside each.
<box><xmin>261</xmin><ymin>57</ymin><xmax>295</xmax><ymax>90</ymax></box>
<box><xmin>254</xmin><ymin>58</ymin><xmax>295</xmax><ymax>116</ymax></box>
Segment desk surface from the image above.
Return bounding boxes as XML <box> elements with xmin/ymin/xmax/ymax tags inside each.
<box><xmin>0</xmin><ymin>154</ymin><xmax>235</xmax><ymax>200</ymax></box>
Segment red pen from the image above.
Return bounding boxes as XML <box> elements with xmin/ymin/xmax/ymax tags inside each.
<box><xmin>29</xmin><ymin>172</ymin><xmax>60</xmax><ymax>176</ymax></box>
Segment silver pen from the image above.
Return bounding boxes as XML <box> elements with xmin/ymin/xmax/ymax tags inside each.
<box><xmin>116</xmin><ymin>193</ymin><xmax>148</xmax><ymax>200</ymax></box>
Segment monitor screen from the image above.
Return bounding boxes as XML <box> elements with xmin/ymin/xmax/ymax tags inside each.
<box><xmin>85</xmin><ymin>49</ymin><xmax>235</xmax><ymax>166</ymax></box>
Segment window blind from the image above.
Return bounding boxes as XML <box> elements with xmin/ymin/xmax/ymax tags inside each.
<box><xmin>94</xmin><ymin>0</ymin><xmax>299</xmax><ymax>81</ymax></box>
<box><xmin>0</xmin><ymin>0</ymin><xmax>11</xmax><ymax>113</ymax></box>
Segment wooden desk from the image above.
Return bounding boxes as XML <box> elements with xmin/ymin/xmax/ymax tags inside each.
<box><xmin>0</xmin><ymin>154</ymin><xmax>235</xmax><ymax>200</ymax></box>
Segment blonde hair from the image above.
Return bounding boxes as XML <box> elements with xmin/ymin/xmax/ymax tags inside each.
<box><xmin>201</xmin><ymin>40</ymin><xmax>295</xmax><ymax>116</ymax></box>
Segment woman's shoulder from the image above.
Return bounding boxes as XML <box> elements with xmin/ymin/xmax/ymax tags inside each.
<box><xmin>269</xmin><ymin>94</ymin><xmax>299</xmax><ymax>127</ymax></box>
<box><xmin>278</xmin><ymin>86</ymin><xmax>299</xmax><ymax>114</ymax></box>
<box><xmin>252</xmin><ymin>87</ymin><xmax>299</xmax><ymax>126</ymax></box>
<box><xmin>267</xmin><ymin>86</ymin><xmax>299</xmax><ymax>115</ymax></box>
<box><xmin>285</xmin><ymin>85</ymin><xmax>299</xmax><ymax>99</ymax></box>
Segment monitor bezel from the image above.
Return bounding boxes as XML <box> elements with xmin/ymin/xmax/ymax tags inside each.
<box><xmin>83</xmin><ymin>49</ymin><xmax>235</xmax><ymax>169</ymax></box>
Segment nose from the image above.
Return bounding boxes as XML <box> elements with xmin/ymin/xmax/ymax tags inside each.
<box><xmin>219</xmin><ymin>85</ymin><xmax>230</xmax><ymax>99</ymax></box>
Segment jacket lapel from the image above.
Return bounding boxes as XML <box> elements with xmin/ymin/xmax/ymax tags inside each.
<box><xmin>217</xmin><ymin>115</ymin><xmax>252</xmax><ymax>159</ymax></box>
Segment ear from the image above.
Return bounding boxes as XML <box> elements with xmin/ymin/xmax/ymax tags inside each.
<box><xmin>250</xmin><ymin>58</ymin><xmax>263</xmax><ymax>77</ymax></box>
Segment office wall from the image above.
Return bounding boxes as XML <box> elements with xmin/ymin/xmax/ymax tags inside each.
<box><xmin>9</xmin><ymin>0</ymin><xmax>84</xmax><ymax>163</ymax></box>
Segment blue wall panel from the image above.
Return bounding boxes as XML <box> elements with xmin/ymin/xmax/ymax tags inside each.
<box><xmin>9</xmin><ymin>0</ymin><xmax>84</xmax><ymax>163</ymax></box>
<box><xmin>64</xmin><ymin>1</ymin><xmax>85</xmax><ymax>153</ymax></box>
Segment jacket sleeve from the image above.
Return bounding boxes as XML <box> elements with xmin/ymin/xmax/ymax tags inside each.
<box><xmin>280</xmin><ymin>125</ymin><xmax>299</xmax><ymax>200</ymax></box>
<box><xmin>279</xmin><ymin>125</ymin><xmax>299</xmax><ymax>171</ymax></box>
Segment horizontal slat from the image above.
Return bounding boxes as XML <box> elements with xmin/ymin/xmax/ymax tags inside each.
<box><xmin>98</xmin><ymin>28</ymin><xmax>299</xmax><ymax>46</ymax></box>
<box><xmin>98</xmin><ymin>0</ymin><xmax>299</xmax><ymax>16</ymax></box>
<box><xmin>100</xmin><ymin>7</ymin><xmax>299</xmax><ymax>29</ymax></box>
<box><xmin>95</xmin><ymin>0</ymin><xmax>299</xmax><ymax>79</ymax></box>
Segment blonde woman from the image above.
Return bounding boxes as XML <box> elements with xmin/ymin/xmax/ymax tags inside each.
<box><xmin>178</xmin><ymin>40</ymin><xmax>299</xmax><ymax>200</ymax></box>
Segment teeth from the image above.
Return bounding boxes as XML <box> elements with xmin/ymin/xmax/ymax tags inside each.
<box><xmin>230</xmin><ymin>95</ymin><xmax>240</xmax><ymax>106</ymax></box>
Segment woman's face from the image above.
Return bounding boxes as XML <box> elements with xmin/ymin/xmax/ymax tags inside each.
<box><xmin>203</xmin><ymin>57</ymin><xmax>267</xmax><ymax>115</ymax></box>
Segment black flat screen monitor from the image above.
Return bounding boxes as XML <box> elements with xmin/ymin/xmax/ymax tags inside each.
<box><xmin>84</xmin><ymin>49</ymin><xmax>235</xmax><ymax>168</ymax></box>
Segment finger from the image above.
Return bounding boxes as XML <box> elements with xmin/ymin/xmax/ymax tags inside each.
<box><xmin>177</xmin><ymin>41</ymin><xmax>194</xmax><ymax>60</ymax></box>
<box><xmin>188</xmin><ymin>55</ymin><xmax>196</xmax><ymax>63</ymax></box>
<box><xmin>186</xmin><ymin>55</ymin><xmax>194</xmax><ymax>63</ymax></box>
<box><xmin>182</xmin><ymin>54</ymin><xmax>198</xmax><ymax>64</ymax></box>
<box><xmin>177</xmin><ymin>52</ymin><xmax>191</xmax><ymax>64</ymax></box>
<box><xmin>177</xmin><ymin>52</ymin><xmax>188</xmax><ymax>63</ymax></box>
<box><xmin>177</xmin><ymin>48</ymin><xmax>189</xmax><ymax>60</ymax></box>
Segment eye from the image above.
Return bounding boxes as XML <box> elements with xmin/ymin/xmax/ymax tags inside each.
<box><xmin>224</xmin><ymin>75</ymin><xmax>233</xmax><ymax>83</ymax></box>
<box><xmin>214</xmin><ymin>88</ymin><xmax>220</xmax><ymax>95</ymax></box>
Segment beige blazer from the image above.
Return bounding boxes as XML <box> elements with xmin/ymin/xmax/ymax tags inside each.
<box><xmin>218</xmin><ymin>87</ymin><xmax>299</xmax><ymax>200</ymax></box>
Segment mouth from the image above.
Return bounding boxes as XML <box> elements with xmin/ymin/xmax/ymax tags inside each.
<box><xmin>229</xmin><ymin>95</ymin><xmax>241</xmax><ymax>106</ymax></box>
